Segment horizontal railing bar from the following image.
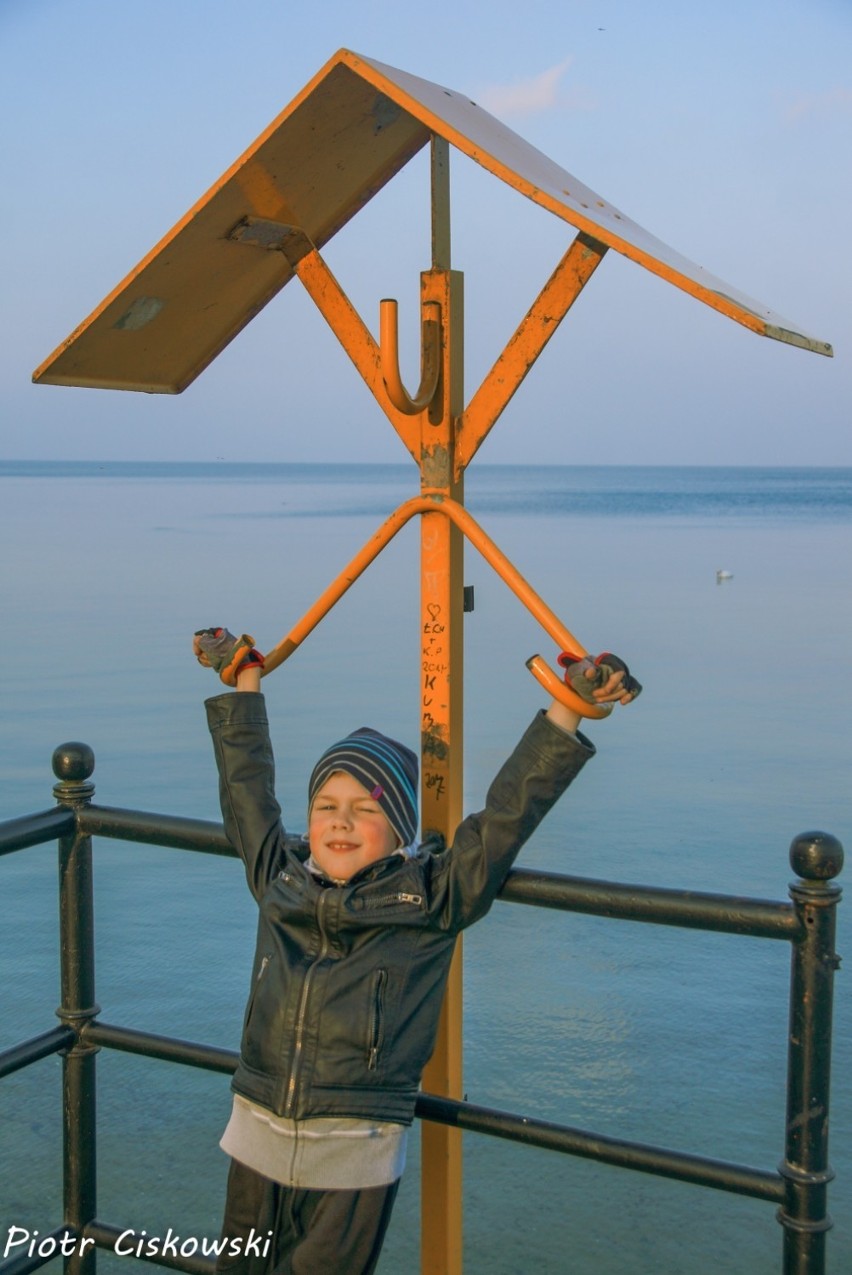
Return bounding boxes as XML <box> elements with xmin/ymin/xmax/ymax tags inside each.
<box><xmin>85</xmin><ymin>1021</ymin><xmax>239</xmax><ymax>1074</ymax></box>
<box><xmin>0</xmin><ymin>1025</ymin><xmax>76</xmax><ymax>1079</ymax></box>
<box><xmin>4</xmin><ymin>802</ymin><xmax>797</xmax><ymax>944</ymax></box>
<box><xmin>77</xmin><ymin>806</ymin><xmax>235</xmax><ymax>857</ymax></box>
<box><xmin>79</xmin><ymin>1022</ymin><xmax>782</xmax><ymax>1202</ymax></box>
<box><xmin>499</xmin><ymin>866</ymin><xmax>801</xmax><ymax>940</ymax></box>
<box><xmin>0</xmin><ymin>807</ymin><xmax>74</xmax><ymax>857</ymax></box>
<box><xmin>415</xmin><ymin>1093</ymin><xmax>785</xmax><ymax>1203</ymax></box>
<box><xmin>0</xmin><ymin>1226</ymin><xmax>79</xmax><ymax>1275</ymax></box>
<box><xmin>49</xmin><ymin>804</ymin><xmax>801</xmax><ymax>941</ymax></box>
<box><xmin>84</xmin><ymin>1222</ymin><xmax>215</xmax><ymax>1275</ymax></box>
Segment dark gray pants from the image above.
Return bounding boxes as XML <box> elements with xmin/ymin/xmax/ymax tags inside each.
<box><xmin>216</xmin><ymin>1158</ymin><xmax>401</xmax><ymax>1275</ymax></box>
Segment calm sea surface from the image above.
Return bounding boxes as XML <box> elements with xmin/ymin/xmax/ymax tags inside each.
<box><xmin>2</xmin><ymin>462</ymin><xmax>851</xmax><ymax>1273</ymax></box>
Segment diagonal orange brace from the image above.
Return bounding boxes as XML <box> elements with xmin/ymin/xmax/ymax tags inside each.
<box><xmin>276</xmin><ymin>229</ymin><xmax>421</xmax><ymax>460</ymax></box>
<box><xmin>261</xmin><ymin>493</ymin><xmax>611</xmax><ymax>719</ymax></box>
<box><xmin>457</xmin><ymin>232</ymin><xmax>608</xmax><ymax>474</ymax></box>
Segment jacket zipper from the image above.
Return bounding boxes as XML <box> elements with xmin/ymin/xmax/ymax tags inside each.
<box><xmin>367</xmin><ymin>968</ymin><xmax>388</xmax><ymax>1070</ymax></box>
<box><xmin>362</xmin><ymin>892</ymin><xmax>423</xmax><ymax>908</ymax></box>
<box><xmin>284</xmin><ymin>888</ymin><xmax>330</xmax><ymax>1117</ymax></box>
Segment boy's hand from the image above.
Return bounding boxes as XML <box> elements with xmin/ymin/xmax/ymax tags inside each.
<box><xmin>193</xmin><ymin>627</ymin><xmax>264</xmax><ymax>686</ymax></box>
<box><xmin>558</xmin><ymin>650</ymin><xmax>641</xmax><ymax>706</ymax></box>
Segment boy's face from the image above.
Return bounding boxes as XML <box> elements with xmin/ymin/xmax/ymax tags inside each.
<box><xmin>309</xmin><ymin>770</ymin><xmax>398</xmax><ymax>880</ymax></box>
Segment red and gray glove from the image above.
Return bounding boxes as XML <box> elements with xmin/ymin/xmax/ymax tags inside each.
<box><xmin>557</xmin><ymin>650</ymin><xmax>642</xmax><ymax>704</ymax></box>
<box><xmin>193</xmin><ymin>627</ymin><xmax>264</xmax><ymax>685</ymax></box>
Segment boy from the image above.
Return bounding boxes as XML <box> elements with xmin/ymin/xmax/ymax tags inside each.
<box><xmin>194</xmin><ymin>628</ymin><xmax>639</xmax><ymax>1274</ymax></box>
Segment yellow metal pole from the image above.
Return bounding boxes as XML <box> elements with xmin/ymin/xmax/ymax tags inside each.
<box><xmin>420</xmin><ymin>134</ymin><xmax>465</xmax><ymax>1275</ymax></box>
<box><xmin>419</xmin><ymin>264</ymin><xmax>465</xmax><ymax>1275</ymax></box>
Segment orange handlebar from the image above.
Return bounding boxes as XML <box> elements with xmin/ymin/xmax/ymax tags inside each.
<box><xmin>220</xmin><ymin>637</ymin><xmax>256</xmax><ymax>687</ymax></box>
<box><xmin>526</xmin><ymin>655</ymin><xmax>612</xmax><ymax>720</ymax></box>
<box><xmin>261</xmin><ymin>494</ymin><xmax>609</xmax><ymax>719</ymax></box>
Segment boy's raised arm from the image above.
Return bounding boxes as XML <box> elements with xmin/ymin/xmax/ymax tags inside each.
<box><xmin>194</xmin><ymin>628</ymin><xmax>284</xmax><ymax>899</ymax></box>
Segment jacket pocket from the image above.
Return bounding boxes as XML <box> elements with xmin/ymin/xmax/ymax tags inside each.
<box><xmin>367</xmin><ymin>968</ymin><xmax>388</xmax><ymax>1070</ymax></box>
<box><xmin>243</xmin><ymin>952</ymin><xmax>272</xmax><ymax>1041</ymax></box>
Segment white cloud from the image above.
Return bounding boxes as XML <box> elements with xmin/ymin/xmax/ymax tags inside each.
<box><xmin>477</xmin><ymin>58</ymin><xmax>589</xmax><ymax>119</ymax></box>
<box><xmin>784</xmin><ymin>86</ymin><xmax>852</xmax><ymax>122</ymax></box>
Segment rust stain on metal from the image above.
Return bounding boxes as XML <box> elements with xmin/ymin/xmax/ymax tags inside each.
<box><xmin>420</xmin><ymin>442</ymin><xmax>451</xmax><ymax>488</ymax></box>
<box><xmin>421</xmin><ymin>725</ymin><xmax>449</xmax><ymax>762</ymax></box>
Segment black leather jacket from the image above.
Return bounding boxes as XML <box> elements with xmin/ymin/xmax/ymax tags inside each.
<box><xmin>206</xmin><ymin>692</ymin><xmax>594</xmax><ymax>1125</ymax></box>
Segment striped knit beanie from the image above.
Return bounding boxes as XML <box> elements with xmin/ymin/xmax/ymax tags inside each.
<box><xmin>308</xmin><ymin>728</ymin><xmax>418</xmax><ymax>849</ymax></box>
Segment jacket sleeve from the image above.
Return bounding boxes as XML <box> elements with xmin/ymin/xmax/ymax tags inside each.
<box><xmin>435</xmin><ymin>710</ymin><xmax>595</xmax><ymax>932</ymax></box>
<box><xmin>205</xmin><ymin>691</ymin><xmax>287</xmax><ymax>902</ymax></box>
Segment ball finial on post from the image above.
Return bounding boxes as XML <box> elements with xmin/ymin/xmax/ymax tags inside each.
<box><xmin>52</xmin><ymin>742</ymin><xmax>95</xmax><ymax>805</ymax></box>
<box><xmin>789</xmin><ymin>831</ymin><xmax>844</xmax><ymax>883</ymax></box>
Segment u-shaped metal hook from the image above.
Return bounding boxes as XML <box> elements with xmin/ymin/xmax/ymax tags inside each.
<box><xmin>380</xmin><ymin>299</ymin><xmax>442</xmax><ymax>415</ymax></box>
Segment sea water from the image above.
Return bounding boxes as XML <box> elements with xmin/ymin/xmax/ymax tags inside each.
<box><xmin>1</xmin><ymin>462</ymin><xmax>850</xmax><ymax>1274</ymax></box>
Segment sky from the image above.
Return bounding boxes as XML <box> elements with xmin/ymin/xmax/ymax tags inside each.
<box><xmin>1</xmin><ymin>0</ymin><xmax>850</xmax><ymax>466</ymax></box>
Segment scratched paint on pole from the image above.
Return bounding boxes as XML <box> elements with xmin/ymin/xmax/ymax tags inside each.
<box><xmin>420</xmin><ymin>526</ymin><xmax>457</xmax><ymax>825</ymax></box>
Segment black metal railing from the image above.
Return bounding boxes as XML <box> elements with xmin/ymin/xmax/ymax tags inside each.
<box><xmin>0</xmin><ymin>742</ymin><xmax>843</xmax><ymax>1275</ymax></box>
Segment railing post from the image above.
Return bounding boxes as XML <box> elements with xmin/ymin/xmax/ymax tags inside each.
<box><xmin>779</xmin><ymin>831</ymin><xmax>843</xmax><ymax>1275</ymax></box>
<box><xmin>54</xmin><ymin>743</ymin><xmax>100</xmax><ymax>1275</ymax></box>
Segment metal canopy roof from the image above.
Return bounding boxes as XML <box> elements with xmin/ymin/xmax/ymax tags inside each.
<box><xmin>33</xmin><ymin>48</ymin><xmax>832</xmax><ymax>393</ymax></box>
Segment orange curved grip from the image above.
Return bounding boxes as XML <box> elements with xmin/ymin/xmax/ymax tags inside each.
<box><xmin>220</xmin><ymin>638</ymin><xmax>255</xmax><ymax>687</ymax></box>
<box><xmin>526</xmin><ymin>655</ymin><xmax>613</xmax><ymax>720</ymax></box>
